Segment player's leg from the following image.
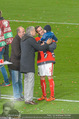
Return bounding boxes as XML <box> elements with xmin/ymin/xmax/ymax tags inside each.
<box><xmin>37</xmin><ymin>64</ymin><xmax>47</xmax><ymax>101</ymax></box>
<box><xmin>45</xmin><ymin>63</ymin><xmax>55</xmax><ymax>101</ymax></box>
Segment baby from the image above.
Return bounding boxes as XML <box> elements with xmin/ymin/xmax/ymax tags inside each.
<box><xmin>40</xmin><ymin>25</ymin><xmax>58</xmax><ymax>58</ymax></box>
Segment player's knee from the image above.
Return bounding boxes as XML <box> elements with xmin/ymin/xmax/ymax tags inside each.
<box><xmin>40</xmin><ymin>76</ymin><xmax>45</xmax><ymax>80</ymax></box>
<box><xmin>48</xmin><ymin>76</ymin><xmax>53</xmax><ymax>79</ymax></box>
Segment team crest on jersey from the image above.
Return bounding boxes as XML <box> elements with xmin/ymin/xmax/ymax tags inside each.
<box><xmin>2</xmin><ymin>20</ymin><xmax>8</xmax><ymax>27</ymax></box>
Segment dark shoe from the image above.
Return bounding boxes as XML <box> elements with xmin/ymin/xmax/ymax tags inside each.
<box><xmin>14</xmin><ymin>98</ymin><xmax>24</xmax><ymax>101</ymax></box>
<box><xmin>0</xmin><ymin>82</ymin><xmax>11</xmax><ymax>86</ymax></box>
<box><xmin>21</xmin><ymin>96</ymin><xmax>24</xmax><ymax>100</ymax></box>
<box><xmin>25</xmin><ymin>101</ymin><xmax>38</xmax><ymax>105</ymax></box>
<box><xmin>4</xmin><ymin>83</ymin><xmax>11</xmax><ymax>86</ymax></box>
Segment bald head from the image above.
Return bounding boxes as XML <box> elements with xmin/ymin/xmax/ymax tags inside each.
<box><xmin>17</xmin><ymin>26</ymin><xmax>25</xmax><ymax>38</ymax></box>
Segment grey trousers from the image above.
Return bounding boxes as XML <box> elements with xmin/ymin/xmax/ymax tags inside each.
<box><xmin>24</xmin><ymin>72</ymin><xmax>34</xmax><ymax>101</ymax></box>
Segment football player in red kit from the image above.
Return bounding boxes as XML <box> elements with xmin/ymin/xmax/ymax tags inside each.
<box><xmin>35</xmin><ymin>25</ymin><xmax>58</xmax><ymax>101</ymax></box>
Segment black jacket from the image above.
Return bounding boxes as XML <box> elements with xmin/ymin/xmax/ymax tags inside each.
<box><xmin>9</xmin><ymin>34</ymin><xmax>21</xmax><ymax>71</ymax></box>
<box><xmin>20</xmin><ymin>34</ymin><xmax>49</xmax><ymax>73</ymax></box>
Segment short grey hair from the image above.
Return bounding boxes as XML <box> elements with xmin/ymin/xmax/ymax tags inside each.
<box><xmin>26</xmin><ymin>26</ymin><xmax>35</xmax><ymax>36</ymax></box>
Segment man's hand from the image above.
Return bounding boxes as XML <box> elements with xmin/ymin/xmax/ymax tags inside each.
<box><xmin>46</xmin><ymin>38</ymin><xmax>52</xmax><ymax>44</ymax></box>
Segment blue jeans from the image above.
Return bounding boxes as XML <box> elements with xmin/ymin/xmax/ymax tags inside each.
<box><xmin>0</xmin><ymin>48</ymin><xmax>9</xmax><ymax>83</ymax></box>
<box><xmin>3</xmin><ymin>45</ymin><xmax>12</xmax><ymax>77</ymax></box>
<box><xmin>11</xmin><ymin>70</ymin><xmax>23</xmax><ymax>99</ymax></box>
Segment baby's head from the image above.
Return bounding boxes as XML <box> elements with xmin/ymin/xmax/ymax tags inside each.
<box><xmin>44</xmin><ymin>25</ymin><xmax>51</xmax><ymax>33</ymax></box>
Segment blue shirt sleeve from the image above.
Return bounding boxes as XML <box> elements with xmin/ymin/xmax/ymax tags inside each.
<box><xmin>40</xmin><ymin>33</ymin><xmax>47</xmax><ymax>41</ymax></box>
<box><xmin>51</xmin><ymin>32</ymin><xmax>58</xmax><ymax>42</ymax></box>
<box><xmin>40</xmin><ymin>32</ymin><xmax>58</xmax><ymax>42</ymax></box>
<box><xmin>40</xmin><ymin>32</ymin><xmax>52</xmax><ymax>42</ymax></box>
<box><xmin>52</xmin><ymin>34</ymin><xmax>58</xmax><ymax>42</ymax></box>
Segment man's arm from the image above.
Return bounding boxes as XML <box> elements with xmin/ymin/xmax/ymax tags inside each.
<box><xmin>11</xmin><ymin>39</ymin><xmax>21</xmax><ymax>58</ymax></box>
<box><xmin>29</xmin><ymin>37</ymin><xmax>53</xmax><ymax>52</ymax></box>
<box><xmin>29</xmin><ymin>38</ymin><xmax>49</xmax><ymax>52</ymax></box>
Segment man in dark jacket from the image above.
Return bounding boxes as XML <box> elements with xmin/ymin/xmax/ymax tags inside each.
<box><xmin>9</xmin><ymin>26</ymin><xmax>25</xmax><ymax>101</ymax></box>
<box><xmin>20</xmin><ymin>26</ymin><xmax>52</xmax><ymax>105</ymax></box>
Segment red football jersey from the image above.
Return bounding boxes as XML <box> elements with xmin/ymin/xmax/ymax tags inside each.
<box><xmin>35</xmin><ymin>37</ymin><xmax>55</xmax><ymax>65</ymax></box>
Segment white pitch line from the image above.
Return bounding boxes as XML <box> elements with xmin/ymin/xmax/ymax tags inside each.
<box><xmin>1</xmin><ymin>95</ymin><xmax>79</xmax><ymax>102</ymax></box>
<box><xmin>55</xmin><ymin>99</ymin><xmax>79</xmax><ymax>103</ymax></box>
<box><xmin>9</xmin><ymin>20</ymin><xmax>79</xmax><ymax>25</ymax></box>
<box><xmin>1</xmin><ymin>94</ymin><xmax>13</xmax><ymax>97</ymax></box>
<box><xmin>33</xmin><ymin>97</ymin><xmax>79</xmax><ymax>102</ymax></box>
<box><xmin>1</xmin><ymin>97</ymin><xmax>14</xmax><ymax>100</ymax></box>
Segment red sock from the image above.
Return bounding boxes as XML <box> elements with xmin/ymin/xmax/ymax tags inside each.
<box><xmin>48</xmin><ymin>78</ymin><xmax>55</xmax><ymax>97</ymax></box>
<box><xmin>40</xmin><ymin>80</ymin><xmax>46</xmax><ymax>96</ymax></box>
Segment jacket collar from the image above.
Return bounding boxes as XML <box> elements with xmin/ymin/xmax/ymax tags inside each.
<box><xmin>22</xmin><ymin>34</ymin><xmax>33</xmax><ymax>41</ymax></box>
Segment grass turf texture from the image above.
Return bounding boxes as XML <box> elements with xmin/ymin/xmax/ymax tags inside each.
<box><xmin>0</xmin><ymin>0</ymin><xmax>79</xmax><ymax>115</ymax></box>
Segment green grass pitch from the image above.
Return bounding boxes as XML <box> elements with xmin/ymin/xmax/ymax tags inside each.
<box><xmin>0</xmin><ymin>0</ymin><xmax>79</xmax><ymax>116</ymax></box>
